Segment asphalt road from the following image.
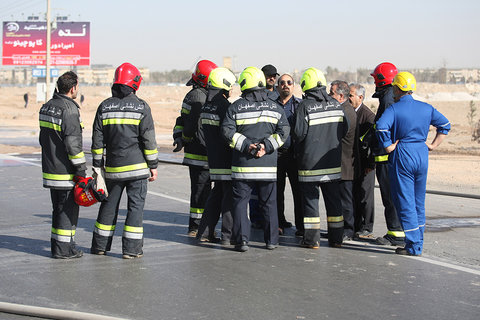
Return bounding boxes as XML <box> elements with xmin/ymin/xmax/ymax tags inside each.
<box><xmin>0</xmin><ymin>153</ymin><xmax>479</xmax><ymax>320</ymax></box>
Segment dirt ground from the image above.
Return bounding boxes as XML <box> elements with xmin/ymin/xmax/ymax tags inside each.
<box><xmin>0</xmin><ymin>83</ymin><xmax>479</xmax><ymax>195</ymax></box>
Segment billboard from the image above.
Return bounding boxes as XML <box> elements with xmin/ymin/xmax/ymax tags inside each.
<box><xmin>2</xmin><ymin>21</ymin><xmax>90</xmax><ymax>66</ymax></box>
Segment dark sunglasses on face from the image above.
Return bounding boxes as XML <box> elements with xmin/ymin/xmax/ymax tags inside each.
<box><xmin>279</xmin><ymin>80</ymin><xmax>293</xmax><ymax>86</ymax></box>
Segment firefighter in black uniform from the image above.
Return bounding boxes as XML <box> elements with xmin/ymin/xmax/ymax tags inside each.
<box><xmin>368</xmin><ymin>62</ymin><xmax>405</xmax><ymax>246</ymax></box>
<box><xmin>222</xmin><ymin>66</ymin><xmax>290</xmax><ymax>252</ymax></box>
<box><xmin>172</xmin><ymin>59</ymin><xmax>217</xmax><ymax>236</ymax></box>
<box><xmin>90</xmin><ymin>63</ymin><xmax>158</xmax><ymax>259</ymax></box>
<box><xmin>196</xmin><ymin>67</ymin><xmax>236</xmax><ymax>244</ymax></box>
<box><xmin>293</xmin><ymin>68</ymin><xmax>348</xmax><ymax>249</ymax></box>
<box><xmin>39</xmin><ymin>71</ymin><xmax>86</xmax><ymax>259</ymax></box>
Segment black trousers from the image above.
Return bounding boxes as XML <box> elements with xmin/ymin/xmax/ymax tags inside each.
<box><xmin>277</xmin><ymin>150</ymin><xmax>303</xmax><ymax>231</ymax></box>
<box><xmin>197</xmin><ymin>180</ymin><xmax>233</xmax><ymax>241</ymax></box>
<box><xmin>50</xmin><ymin>189</ymin><xmax>80</xmax><ymax>257</ymax></box>
<box><xmin>188</xmin><ymin>166</ymin><xmax>211</xmax><ymax>231</ymax></box>
<box><xmin>376</xmin><ymin>163</ymin><xmax>404</xmax><ymax>235</ymax></box>
<box><xmin>232</xmin><ymin>180</ymin><xmax>278</xmax><ymax>245</ymax></box>
<box><xmin>300</xmin><ymin>181</ymin><xmax>343</xmax><ymax>245</ymax></box>
<box><xmin>91</xmin><ymin>179</ymin><xmax>147</xmax><ymax>255</ymax></box>
<box><xmin>339</xmin><ymin>180</ymin><xmax>354</xmax><ymax>238</ymax></box>
<box><xmin>353</xmin><ymin>170</ymin><xmax>375</xmax><ymax>233</ymax></box>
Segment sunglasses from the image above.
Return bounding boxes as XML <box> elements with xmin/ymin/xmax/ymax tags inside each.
<box><xmin>279</xmin><ymin>80</ymin><xmax>293</xmax><ymax>86</ymax></box>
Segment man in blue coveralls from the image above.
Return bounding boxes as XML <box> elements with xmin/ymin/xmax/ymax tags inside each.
<box><xmin>375</xmin><ymin>72</ymin><xmax>450</xmax><ymax>256</ymax></box>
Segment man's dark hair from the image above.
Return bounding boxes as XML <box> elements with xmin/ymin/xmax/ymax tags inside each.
<box><xmin>57</xmin><ymin>71</ymin><xmax>78</xmax><ymax>94</ymax></box>
<box><xmin>331</xmin><ymin>80</ymin><xmax>349</xmax><ymax>97</ymax></box>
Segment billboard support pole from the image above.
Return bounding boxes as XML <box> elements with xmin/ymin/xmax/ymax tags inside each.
<box><xmin>45</xmin><ymin>0</ymin><xmax>51</xmax><ymax>102</ymax></box>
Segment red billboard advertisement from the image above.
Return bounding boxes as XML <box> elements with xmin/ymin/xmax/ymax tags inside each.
<box><xmin>2</xmin><ymin>21</ymin><xmax>90</xmax><ymax>66</ymax></box>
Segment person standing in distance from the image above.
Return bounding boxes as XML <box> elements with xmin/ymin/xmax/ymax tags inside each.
<box><xmin>376</xmin><ymin>72</ymin><xmax>450</xmax><ymax>256</ymax></box>
<box><xmin>39</xmin><ymin>71</ymin><xmax>86</xmax><ymax>259</ymax></box>
<box><xmin>172</xmin><ymin>59</ymin><xmax>217</xmax><ymax>236</ymax></box>
<box><xmin>91</xmin><ymin>62</ymin><xmax>158</xmax><ymax>259</ymax></box>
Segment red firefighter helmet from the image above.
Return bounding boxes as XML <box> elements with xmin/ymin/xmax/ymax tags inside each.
<box><xmin>190</xmin><ymin>60</ymin><xmax>217</xmax><ymax>87</ymax></box>
<box><xmin>370</xmin><ymin>62</ymin><xmax>398</xmax><ymax>87</ymax></box>
<box><xmin>73</xmin><ymin>177</ymin><xmax>106</xmax><ymax>207</ymax></box>
<box><xmin>114</xmin><ymin>62</ymin><xmax>142</xmax><ymax>91</ymax></box>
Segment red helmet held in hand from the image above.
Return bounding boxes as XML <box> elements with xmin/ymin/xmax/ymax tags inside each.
<box><xmin>74</xmin><ymin>177</ymin><xmax>106</xmax><ymax>207</ymax></box>
<box><xmin>190</xmin><ymin>60</ymin><xmax>217</xmax><ymax>87</ymax></box>
<box><xmin>114</xmin><ymin>62</ymin><xmax>142</xmax><ymax>91</ymax></box>
<box><xmin>370</xmin><ymin>62</ymin><xmax>398</xmax><ymax>87</ymax></box>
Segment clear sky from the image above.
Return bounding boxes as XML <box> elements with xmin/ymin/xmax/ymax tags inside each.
<box><xmin>1</xmin><ymin>0</ymin><xmax>479</xmax><ymax>73</ymax></box>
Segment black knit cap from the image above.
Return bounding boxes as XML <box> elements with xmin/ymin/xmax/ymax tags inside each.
<box><xmin>261</xmin><ymin>64</ymin><xmax>279</xmax><ymax>77</ymax></box>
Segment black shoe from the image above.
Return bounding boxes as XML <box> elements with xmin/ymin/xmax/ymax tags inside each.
<box><xmin>235</xmin><ymin>241</ymin><xmax>249</xmax><ymax>252</ymax></box>
<box><xmin>329</xmin><ymin>242</ymin><xmax>342</xmax><ymax>248</ymax></box>
<box><xmin>376</xmin><ymin>234</ymin><xmax>405</xmax><ymax>246</ymax></box>
<box><xmin>122</xmin><ymin>252</ymin><xmax>144</xmax><ymax>259</ymax></box>
<box><xmin>320</xmin><ymin>232</ymin><xmax>328</xmax><ymax>239</ymax></box>
<box><xmin>188</xmin><ymin>229</ymin><xmax>198</xmax><ymax>237</ymax></box>
<box><xmin>280</xmin><ymin>221</ymin><xmax>293</xmax><ymax>229</ymax></box>
<box><xmin>295</xmin><ymin>230</ymin><xmax>304</xmax><ymax>238</ymax></box>
<box><xmin>90</xmin><ymin>248</ymin><xmax>106</xmax><ymax>255</ymax></box>
<box><xmin>52</xmin><ymin>249</ymin><xmax>83</xmax><ymax>259</ymax></box>
<box><xmin>395</xmin><ymin>247</ymin><xmax>420</xmax><ymax>256</ymax></box>
<box><xmin>266</xmin><ymin>243</ymin><xmax>277</xmax><ymax>250</ymax></box>
<box><xmin>300</xmin><ymin>240</ymin><xmax>319</xmax><ymax>249</ymax></box>
<box><xmin>200</xmin><ymin>236</ymin><xmax>221</xmax><ymax>243</ymax></box>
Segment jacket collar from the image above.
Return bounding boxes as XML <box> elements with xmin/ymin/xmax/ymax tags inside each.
<box><xmin>372</xmin><ymin>84</ymin><xmax>392</xmax><ymax>99</ymax></box>
<box><xmin>54</xmin><ymin>91</ymin><xmax>81</xmax><ymax>109</ymax></box>
<box><xmin>242</xmin><ymin>89</ymin><xmax>268</xmax><ymax>102</ymax></box>
<box><xmin>206</xmin><ymin>88</ymin><xmax>223</xmax><ymax>102</ymax></box>
<box><xmin>303</xmin><ymin>86</ymin><xmax>330</xmax><ymax>102</ymax></box>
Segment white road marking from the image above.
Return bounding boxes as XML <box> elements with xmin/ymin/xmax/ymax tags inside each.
<box><xmin>403</xmin><ymin>255</ymin><xmax>480</xmax><ymax>276</ymax></box>
<box><xmin>147</xmin><ymin>190</ymin><xmax>189</xmax><ymax>204</ymax></box>
<box><xmin>0</xmin><ymin>154</ymin><xmax>41</xmax><ymax>167</ymax></box>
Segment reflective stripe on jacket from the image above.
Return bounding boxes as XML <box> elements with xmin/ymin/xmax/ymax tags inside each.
<box><xmin>221</xmin><ymin>90</ymin><xmax>290</xmax><ymax>181</ymax></box>
<box><xmin>39</xmin><ymin>92</ymin><xmax>86</xmax><ymax>189</ymax></box>
<box><xmin>198</xmin><ymin>89</ymin><xmax>232</xmax><ymax>181</ymax></box>
<box><xmin>293</xmin><ymin>87</ymin><xmax>347</xmax><ymax>183</ymax></box>
<box><xmin>172</xmin><ymin>85</ymin><xmax>209</xmax><ymax>168</ymax></box>
<box><xmin>92</xmin><ymin>93</ymin><xmax>158</xmax><ymax>181</ymax></box>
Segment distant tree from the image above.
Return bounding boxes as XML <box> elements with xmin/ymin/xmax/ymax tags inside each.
<box><xmin>468</xmin><ymin>100</ymin><xmax>477</xmax><ymax>127</ymax></box>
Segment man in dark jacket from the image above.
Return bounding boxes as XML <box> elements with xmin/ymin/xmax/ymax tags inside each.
<box><xmin>275</xmin><ymin>74</ymin><xmax>303</xmax><ymax>236</ymax></box>
<box><xmin>349</xmin><ymin>83</ymin><xmax>376</xmax><ymax>239</ymax></box>
<box><xmin>222</xmin><ymin>66</ymin><xmax>290</xmax><ymax>252</ymax></box>
<box><xmin>293</xmin><ymin>68</ymin><xmax>348</xmax><ymax>249</ymax></box>
<box><xmin>329</xmin><ymin>80</ymin><xmax>357</xmax><ymax>241</ymax></box>
<box><xmin>172</xmin><ymin>59</ymin><xmax>217</xmax><ymax>236</ymax></box>
<box><xmin>91</xmin><ymin>63</ymin><xmax>158</xmax><ymax>259</ymax></box>
<box><xmin>196</xmin><ymin>67</ymin><xmax>236</xmax><ymax>244</ymax></box>
<box><xmin>39</xmin><ymin>71</ymin><xmax>86</xmax><ymax>259</ymax></box>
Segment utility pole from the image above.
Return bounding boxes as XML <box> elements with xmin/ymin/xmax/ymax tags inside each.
<box><xmin>45</xmin><ymin>0</ymin><xmax>51</xmax><ymax>102</ymax></box>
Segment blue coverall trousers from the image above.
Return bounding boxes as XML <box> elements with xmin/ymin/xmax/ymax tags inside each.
<box><xmin>388</xmin><ymin>142</ymin><xmax>428</xmax><ymax>255</ymax></box>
